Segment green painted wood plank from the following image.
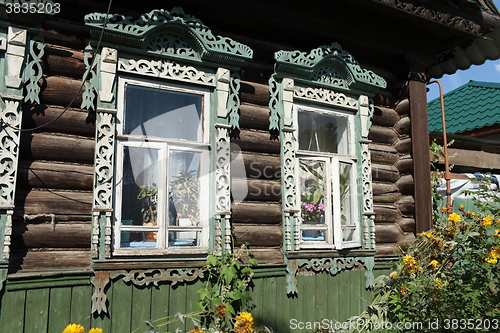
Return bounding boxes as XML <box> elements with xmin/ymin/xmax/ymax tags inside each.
<box><xmin>184</xmin><ymin>279</ymin><xmax>203</xmax><ymax>330</ymax></box>
<box><xmin>168</xmin><ymin>282</ymin><xmax>188</xmax><ymax>332</ymax></box>
<box><xmin>302</xmin><ymin>274</ymin><xmax>316</xmax><ymax>324</ymax></box>
<box><xmin>70</xmin><ymin>285</ymin><xmax>92</xmax><ymax>329</ymax></box>
<box><xmin>260</xmin><ymin>277</ymin><xmax>277</xmax><ymax>330</ymax></box>
<box><xmin>277</xmin><ymin>277</ymin><xmax>291</xmax><ymax>333</ymax></box>
<box><xmin>91</xmin><ymin>283</ymin><xmax>113</xmax><ymax>333</ymax></box>
<box><xmin>48</xmin><ymin>287</ymin><xmax>72</xmax><ymax>333</ymax></box>
<box><xmin>150</xmin><ymin>282</ymin><xmax>171</xmax><ymax>330</ymax></box>
<box><xmin>109</xmin><ymin>279</ymin><xmax>132</xmax><ymax>333</ymax></box>
<box><xmin>24</xmin><ymin>288</ymin><xmax>50</xmax><ymax>332</ymax></box>
<box><xmin>131</xmin><ymin>285</ymin><xmax>152</xmax><ymax>332</ymax></box>
<box><xmin>0</xmin><ymin>289</ymin><xmax>26</xmax><ymax>331</ymax></box>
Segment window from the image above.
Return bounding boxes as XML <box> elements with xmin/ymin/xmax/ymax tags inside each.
<box><xmin>296</xmin><ymin>104</ymin><xmax>359</xmax><ymax>249</ymax></box>
<box><xmin>114</xmin><ymin>78</ymin><xmax>210</xmax><ymax>254</ymax></box>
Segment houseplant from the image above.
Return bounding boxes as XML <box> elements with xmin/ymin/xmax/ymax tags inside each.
<box><xmin>169</xmin><ymin>170</ymin><xmax>200</xmax><ymax>226</ymax></box>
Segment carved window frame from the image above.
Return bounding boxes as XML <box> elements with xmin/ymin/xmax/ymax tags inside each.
<box><xmin>268</xmin><ymin>43</ymin><xmax>386</xmax><ymax>294</ymax></box>
<box><xmin>83</xmin><ymin>7</ymin><xmax>252</xmax><ymax>262</ymax></box>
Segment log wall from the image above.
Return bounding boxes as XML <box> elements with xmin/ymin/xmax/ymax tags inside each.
<box><xmin>12</xmin><ymin>28</ymin><xmax>93</xmax><ymax>273</ymax></box>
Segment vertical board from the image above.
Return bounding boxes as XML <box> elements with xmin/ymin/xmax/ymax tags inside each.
<box><xmin>130</xmin><ymin>284</ymin><xmax>152</xmax><ymax>331</ymax></box>
<box><xmin>0</xmin><ymin>289</ymin><xmax>26</xmax><ymax>331</ymax></box>
<box><xmin>150</xmin><ymin>282</ymin><xmax>170</xmax><ymax>328</ymax></box>
<box><xmin>109</xmin><ymin>278</ymin><xmax>133</xmax><ymax>333</ymax></box>
<box><xmin>24</xmin><ymin>288</ymin><xmax>50</xmax><ymax>332</ymax></box>
<box><xmin>47</xmin><ymin>287</ymin><xmax>72</xmax><ymax>333</ymax></box>
<box><xmin>70</xmin><ymin>285</ymin><xmax>92</xmax><ymax>329</ymax></box>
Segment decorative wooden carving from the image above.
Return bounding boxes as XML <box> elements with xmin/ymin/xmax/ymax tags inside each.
<box><xmin>99</xmin><ymin>47</ymin><xmax>117</xmax><ymax>103</ymax></box>
<box><xmin>5</xmin><ymin>27</ymin><xmax>27</xmax><ymax>89</ymax></box>
<box><xmin>81</xmin><ymin>45</ymin><xmax>98</xmax><ymax>111</ymax></box>
<box><xmin>23</xmin><ymin>34</ymin><xmax>45</xmax><ymax>104</ymax></box>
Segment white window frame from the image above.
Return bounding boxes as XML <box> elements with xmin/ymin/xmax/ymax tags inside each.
<box><xmin>113</xmin><ymin>77</ymin><xmax>211</xmax><ymax>255</ymax></box>
<box><xmin>296</xmin><ymin>103</ymin><xmax>360</xmax><ymax>250</ymax></box>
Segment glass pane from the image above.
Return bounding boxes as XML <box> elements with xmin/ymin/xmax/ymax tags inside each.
<box><xmin>299</xmin><ymin>159</ymin><xmax>326</xmax><ymax>224</ymax></box>
<box><xmin>298</xmin><ymin>111</ymin><xmax>349</xmax><ymax>154</ymax></box>
<box><xmin>339</xmin><ymin>162</ymin><xmax>355</xmax><ymax>242</ymax></box>
<box><xmin>125</xmin><ymin>84</ymin><xmax>203</xmax><ymax>141</ymax></box>
<box><xmin>169</xmin><ymin>231</ymin><xmax>200</xmax><ymax>247</ymax></box>
<box><xmin>168</xmin><ymin>151</ymin><xmax>201</xmax><ymax>228</ymax></box>
<box><xmin>120</xmin><ymin>231</ymin><xmax>158</xmax><ymax>248</ymax></box>
<box><xmin>302</xmin><ymin>230</ymin><xmax>326</xmax><ymax>242</ymax></box>
<box><xmin>120</xmin><ymin>146</ymin><xmax>160</xmax><ymax>227</ymax></box>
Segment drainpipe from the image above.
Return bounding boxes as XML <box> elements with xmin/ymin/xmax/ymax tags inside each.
<box><xmin>428</xmin><ymin>80</ymin><xmax>452</xmax><ymax>214</ymax></box>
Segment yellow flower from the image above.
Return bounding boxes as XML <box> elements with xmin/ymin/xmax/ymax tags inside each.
<box><xmin>486</xmin><ymin>257</ymin><xmax>498</xmax><ymax>264</ymax></box>
<box><xmin>189</xmin><ymin>327</ymin><xmax>204</xmax><ymax>333</ymax></box>
<box><xmin>434</xmin><ymin>278</ymin><xmax>444</xmax><ymax>288</ymax></box>
<box><xmin>399</xmin><ymin>286</ymin><xmax>408</xmax><ymax>295</ymax></box>
<box><xmin>429</xmin><ymin>260</ymin><xmax>439</xmax><ymax>270</ymax></box>
<box><xmin>440</xmin><ymin>207</ymin><xmax>447</xmax><ymax>213</ymax></box>
<box><xmin>448</xmin><ymin>213</ymin><xmax>461</xmax><ymax>223</ymax></box>
<box><xmin>458</xmin><ymin>205</ymin><xmax>465</xmax><ymax>211</ymax></box>
<box><xmin>88</xmin><ymin>329</ymin><xmax>103</xmax><ymax>333</ymax></box>
<box><xmin>234</xmin><ymin>312</ymin><xmax>254</xmax><ymax>333</ymax></box>
<box><xmin>403</xmin><ymin>255</ymin><xmax>416</xmax><ymax>265</ymax></box>
<box><xmin>62</xmin><ymin>324</ymin><xmax>85</xmax><ymax>333</ymax></box>
<box><xmin>466</xmin><ymin>211</ymin><xmax>475</xmax><ymax>217</ymax></box>
<box><xmin>389</xmin><ymin>272</ymin><xmax>398</xmax><ymax>279</ymax></box>
<box><xmin>481</xmin><ymin>215</ymin><xmax>493</xmax><ymax>227</ymax></box>
<box><xmin>492</xmin><ymin>246</ymin><xmax>500</xmax><ymax>256</ymax></box>
<box><xmin>494</xmin><ymin>229</ymin><xmax>500</xmax><ymax>237</ymax></box>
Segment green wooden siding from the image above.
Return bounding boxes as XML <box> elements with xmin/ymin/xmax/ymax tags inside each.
<box><xmin>0</xmin><ymin>267</ymin><xmax>390</xmax><ymax>333</ymax></box>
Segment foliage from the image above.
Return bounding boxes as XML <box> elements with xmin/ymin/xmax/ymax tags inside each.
<box><xmin>169</xmin><ymin>170</ymin><xmax>200</xmax><ymax>224</ymax></box>
<box><xmin>137</xmin><ymin>184</ymin><xmax>158</xmax><ymax>225</ymax></box>
<box><xmin>62</xmin><ymin>324</ymin><xmax>102</xmax><ymax>333</ymax></box>
<box><xmin>197</xmin><ymin>244</ymin><xmax>258</xmax><ymax>332</ymax></box>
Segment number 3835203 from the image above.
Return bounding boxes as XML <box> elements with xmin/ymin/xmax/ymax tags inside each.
<box><xmin>5</xmin><ymin>1</ymin><xmax>61</xmax><ymax>14</ymax></box>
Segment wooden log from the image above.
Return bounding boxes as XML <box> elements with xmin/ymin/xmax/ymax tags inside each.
<box><xmin>18</xmin><ymin>190</ymin><xmax>92</xmax><ymax>216</ymax></box>
<box><xmin>23</xmin><ymin>105</ymin><xmax>95</xmax><ymax>137</ymax></box>
<box><xmin>245</xmin><ymin>248</ymin><xmax>283</xmax><ymax>265</ymax></box>
<box><xmin>240</xmin><ymin>81</ymin><xmax>270</xmax><ymax>106</ymax></box>
<box><xmin>396</xmin><ymin>174</ymin><xmax>414</xmax><ymax>195</ymax></box>
<box><xmin>375</xmin><ymin>243</ymin><xmax>401</xmax><ymax>256</ymax></box>
<box><xmin>13</xmin><ymin>223</ymin><xmax>91</xmax><ymax>249</ymax></box>
<box><xmin>232</xmin><ymin>202</ymin><xmax>281</xmax><ymax>224</ymax></box>
<box><xmin>232</xmin><ymin>178</ymin><xmax>281</xmax><ymax>202</ymax></box>
<box><xmin>372</xmin><ymin>182</ymin><xmax>399</xmax><ymax>195</ymax></box>
<box><xmin>239</xmin><ymin>103</ymin><xmax>270</xmax><ymax>130</ymax></box>
<box><xmin>394</xmin><ymin>137</ymin><xmax>412</xmax><ymax>154</ymax></box>
<box><xmin>395</xmin><ymin>98</ymin><xmax>410</xmax><ymax>116</ymax></box>
<box><xmin>372</xmin><ymin>164</ymin><xmax>400</xmax><ymax>183</ymax></box>
<box><xmin>374</xmin><ymin>224</ymin><xmax>403</xmax><ymax>243</ymax></box>
<box><xmin>234</xmin><ymin>224</ymin><xmax>282</xmax><ymax>247</ymax></box>
<box><xmin>231</xmin><ymin>129</ymin><xmax>280</xmax><ymax>154</ymax></box>
<box><xmin>21</xmin><ymin>133</ymin><xmax>94</xmax><ymax>164</ymax></box>
<box><xmin>40</xmin><ymin>22</ymin><xmax>90</xmax><ymax>50</ymax></box>
<box><xmin>368</xmin><ymin>125</ymin><xmax>398</xmax><ymax>145</ymax></box>
<box><xmin>14</xmin><ymin>213</ymin><xmax>91</xmax><ymax>223</ymax></box>
<box><xmin>397</xmin><ymin>233</ymin><xmax>416</xmax><ymax>251</ymax></box>
<box><xmin>373</xmin><ymin>191</ymin><xmax>402</xmax><ymax>204</ymax></box>
<box><xmin>372</xmin><ymin>106</ymin><xmax>400</xmax><ymax>127</ymax></box>
<box><xmin>369</xmin><ymin>143</ymin><xmax>399</xmax><ymax>164</ymax></box>
<box><xmin>18</xmin><ymin>161</ymin><xmax>94</xmax><ymax>191</ymax></box>
<box><xmin>42</xmin><ymin>46</ymin><xmax>86</xmax><ymax>79</ymax></box>
<box><xmin>374</xmin><ymin>205</ymin><xmax>402</xmax><ymax>223</ymax></box>
<box><xmin>394</xmin><ymin>154</ymin><xmax>413</xmax><ymax>174</ymax></box>
<box><xmin>234</xmin><ymin>152</ymin><xmax>280</xmax><ymax>180</ymax></box>
<box><xmin>397</xmin><ymin>218</ymin><xmax>416</xmax><ymax>233</ymax></box>
<box><xmin>396</xmin><ymin>196</ymin><xmax>415</xmax><ymax>215</ymax></box>
<box><xmin>10</xmin><ymin>249</ymin><xmax>91</xmax><ymax>271</ymax></box>
<box><xmin>448</xmin><ymin>148</ymin><xmax>500</xmax><ymax>170</ymax></box>
<box><xmin>41</xmin><ymin>76</ymin><xmax>83</xmax><ymax>107</ymax></box>
<box><xmin>394</xmin><ymin>116</ymin><xmax>411</xmax><ymax>136</ymax></box>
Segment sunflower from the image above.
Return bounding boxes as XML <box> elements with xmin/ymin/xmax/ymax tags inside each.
<box><xmin>234</xmin><ymin>312</ymin><xmax>254</xmax><ymax>333</ymax></box>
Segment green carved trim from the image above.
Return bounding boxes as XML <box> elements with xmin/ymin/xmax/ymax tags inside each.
<box><xmin>268</xmin><ymin>75</ymin><xmax>280</xmax><ymax>131</ymax></box>
<box><xmin>84</xmin><ymin>7</ymin><xmax>253</xmax><ymax>68</ymax></box>
<box><xmin>285</xmin><ymin>256</ymin><xmax>375</xmax><ymax>295</ymax></box>
<box><xmin>228</xmin><ymin>73</ymin><xmax>241</xmax><ymax>129</ymax></box>
<box><xmin>81</xmin><ymin>45</ymin><xmax>98</xmax><ymax>111</ymax></box>
<box><xmin>274</xmin><ymin>42</ymin><xmax>386</xmax><ymax>93</ymax></box>
<box><xmin>23</xmin><ymin>33</ymin><xmax>44</xmax><ymax>104</ymax></box>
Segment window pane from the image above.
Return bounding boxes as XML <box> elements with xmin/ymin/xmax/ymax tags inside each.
<box><xmin>298</xmin><ymin>111</ymin><xmax>349</xmax><ymax>154</ymax></box>
<box><xmin>339</xmin><ymin>162</ymin><xmax>355</xmax><ymax>242</ymax></box>
<box><xmin>168</xmin><ymin>151</ymin><xmax>201</xmax><ymax>231</ymax></box>
<box><xmin>120</xmin><ymin>146</ymin><xmax>160</xmax><ymax>227</ymax></box>
<box><xmin>302</xmin><ymin>230</ymin><xmax>326</xmax><ymax>242</ymax></box>
<box><xmin>121</xmin><ymin>231</ymin><xmax>158</xmax><ymax>248</ymax></box>
<box><xmin>299</xmin><ymin>159</ymin><xmax>326</xmax><ymax>224</ymax></box>
<box><xmin>125</xmin><ymin>84</ymin><xmax>202</xmax><ymax>141</ymax></box>
<box><xmin>169</xmin><ymin>231</ymin><xmax>200</xmax><ymax>247</ymax></box>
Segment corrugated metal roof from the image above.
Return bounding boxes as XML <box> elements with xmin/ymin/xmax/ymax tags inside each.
<box><xmin>428</xmin><ymin>80</ymin><xmax>500</xmax><ymax>133</ymax></box>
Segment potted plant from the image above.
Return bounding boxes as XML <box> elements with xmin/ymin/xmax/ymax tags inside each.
<box><xmin>169</xmin><ymin>170</ymin><xmax>199</xmax><ymax>226</ymax></box>
<box><xmin>137</xmin><ymin>184</ymin><xmax>158</xmax><ymax>241</ymax></box>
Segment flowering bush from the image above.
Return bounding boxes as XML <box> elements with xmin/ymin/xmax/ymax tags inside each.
<box><xmin>62</xmin><ymin>324</ymin><xmax>102</xmax><ymax>333</ymax></box>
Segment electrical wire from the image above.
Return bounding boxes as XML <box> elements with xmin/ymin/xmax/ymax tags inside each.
<box><xmin>0</xmin><ymin>0</ymin><xmax>114</xmax><ymax>133</ymax></box>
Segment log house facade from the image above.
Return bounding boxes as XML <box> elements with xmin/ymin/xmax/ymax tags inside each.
<box><xmin>1</xmin><ymin>0</ymin><xmax>500</xmax><ymax>331</ymax></box>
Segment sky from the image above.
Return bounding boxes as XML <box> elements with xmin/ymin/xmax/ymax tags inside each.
<box><xmin>426</xmin><ymin>0</ymin><xmax>500</xmax><ymax>102</ymax></box>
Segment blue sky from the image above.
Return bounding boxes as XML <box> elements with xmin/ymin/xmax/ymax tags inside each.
<box><xmin>427</xmin><ymin>0</ymin><xmax>500</xmax><ymax>102</ymax></box>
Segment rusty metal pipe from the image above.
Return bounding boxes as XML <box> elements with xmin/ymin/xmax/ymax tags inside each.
<box><xmin>428</xmin><ymin>80</ymin><xmax>452</xmax><ymax>214</ymax></box>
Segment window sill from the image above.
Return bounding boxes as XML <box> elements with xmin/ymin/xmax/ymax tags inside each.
<box><xmin>286</xmin><ymin>248</ymin><xmax>376</xmax><ymax>260</ymax></box>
